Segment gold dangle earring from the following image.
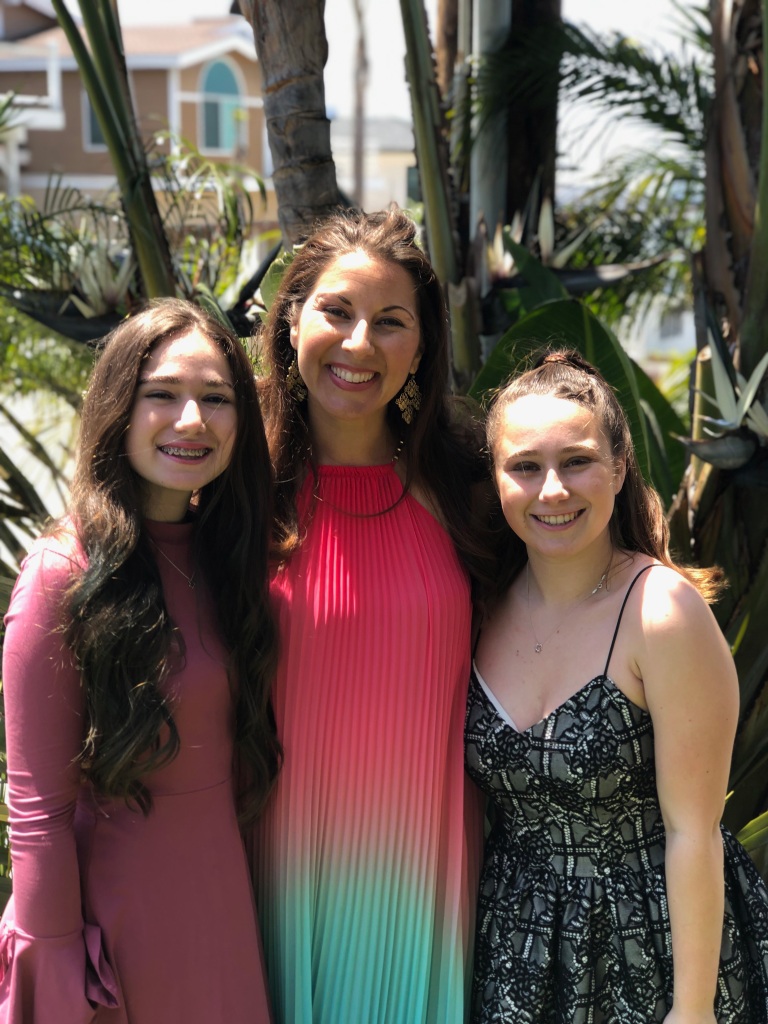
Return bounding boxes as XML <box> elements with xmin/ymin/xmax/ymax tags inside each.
<box><xmin>395</xmin><ymin>374</ymin><xmax>421</xmax><ymax>425</ymax></box>
<box><xmin>286</xmin><ymin>356</ymin><xmax>308</xmax><ymax>402</ymax></box>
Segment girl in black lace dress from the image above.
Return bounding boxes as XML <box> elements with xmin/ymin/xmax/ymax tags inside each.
<box><xmin>466</xmin><ymin>350</ymin><xmax>768</xmax><ymax>1024</ymax></box>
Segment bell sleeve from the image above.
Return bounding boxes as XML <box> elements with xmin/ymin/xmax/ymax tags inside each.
<box><xmin>0</xmin><ymin>540</ymin><xmax>119</xmax><ymax>1023</ymax></box>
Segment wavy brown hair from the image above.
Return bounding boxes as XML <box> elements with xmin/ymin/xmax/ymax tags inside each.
<box><xmin>60</xmin><ymin>298</ymin><xmax>280</xmax><ymax>822</ymax></box>
<box><xmin>484</xmin><ymin>348</ymin><xmax>724</xmax><ymax>605</ymax></box>
<box><xmin>257</xmin><ymin>206</ymin><xmax>494</xmax><ymax>596</ymax></box>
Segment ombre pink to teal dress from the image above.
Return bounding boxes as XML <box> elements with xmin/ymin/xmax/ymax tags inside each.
<box><xmin>253</xmin><ymin>464</ymin><xmax>484</xmax><ymax>1024</ymax></box>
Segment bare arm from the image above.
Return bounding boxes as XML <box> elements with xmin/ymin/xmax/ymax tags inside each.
<box><xmin>637</xmin><ymin>569</ymin><xmax>738</xmax><ymax>1024</ymax></box>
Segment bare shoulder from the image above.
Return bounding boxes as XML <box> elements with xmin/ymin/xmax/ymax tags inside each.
<box><xmin>628</xmin><ymin>561</ymin><xmax>724</xmax><ymax>650</ymax></box>
<box><xmin>635</xmin><ymin>561</ymin><xmax>711</xmax><ymax>622</ymax></box>
<box><xmin>625</xmin><ymin>560</ymin><xmax>737</xmax><ymax>711</ymax></box>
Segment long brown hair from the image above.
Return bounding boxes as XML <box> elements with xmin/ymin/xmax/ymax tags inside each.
<box><xmin>62</xmin><ymin>298</ymin><xmax>280</xmax><ymax>822</ymax></box>
<box><xmin>484</xmin><ymin>348</ymin><xmax>724</xmax><ymax>604</ymax></box>
<box><xmin>258</xmin><ymin>206</ymin><xmax>493</xmax><ymax>595</ymax></box>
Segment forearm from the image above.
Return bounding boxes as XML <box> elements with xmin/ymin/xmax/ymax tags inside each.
<box><xmin>7</xmin><ymin>792</ymin><xmax>85</xmax><ymax>937</ymax></box>
<box><xmin>3</xmin><ymin>544</ymin><xmax>87</xmax><ymax>937</ymax></box>
<box><xmin>664</xmin><ymin>826</ymin><xmax>723</xmax><ymax>1021</ymax></box>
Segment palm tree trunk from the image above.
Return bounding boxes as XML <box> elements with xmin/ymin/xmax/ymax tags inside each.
<box><xmin>506</xmin><ymin>0</ymin><xmax>561</xmax><ymax>219</ymax></box>
<box><xmin>237</xmin><ymin>0</ymin><xmax>344</xmax><ymax>245</ymax></box>
<box><xmin>436</xmin><ymin>0</ymin><xmax>459</xmax><ymax>98</ymax></box>
<box><xmin>351</xmin><ymin>0</ymin><xmax>368</xmax><ymax>208</ymax></box>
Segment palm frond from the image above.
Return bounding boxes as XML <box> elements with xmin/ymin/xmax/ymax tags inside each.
<box><xmin>473</xmin><ymin>20</ymin><xmax>710</xmax><ymax>153</ymax></box>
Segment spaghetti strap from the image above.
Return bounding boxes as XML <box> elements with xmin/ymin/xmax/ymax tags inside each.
<box><xmin>603</xmin><ymin>564</ymin><xmax>656</xmax><ymax>677</ymax></box>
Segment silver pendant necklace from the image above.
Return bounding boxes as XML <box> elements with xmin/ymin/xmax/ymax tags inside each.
<box><xmin>150</xmin><ymin>538</ymin><xmax>196</xmax><ymax>589</ymax></box>
<box><xmin>526</xmin><ymin>560</ymin><xmax>610</xmax><ymax>654</ymax></box>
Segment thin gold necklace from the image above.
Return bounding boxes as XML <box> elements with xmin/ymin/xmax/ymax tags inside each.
<box><xmin>310</xmin><ymin>436</ymin><xmax>405</xmax><ymax>468</ymax></box>
<box><xmin>526</xmin><ymin>559</ymin><xmax>610</xmax><ymax>654</ymax></box>
<box><xmin>310</xmin><ymin>437</ymin><xmax>406</xmax><ymax>518</ymax></box>
<box><xmin>150</xmin><ymin>538</ymin><xmax>196</xmax><ymax>589</ymax></box>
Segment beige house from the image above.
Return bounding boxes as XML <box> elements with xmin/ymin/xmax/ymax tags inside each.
<box><xmin>0</xmin><ymin>0</ymin><xmax>277</xmax><ymax>230</ymax></box>
<box><xmin>331</xmin><ymin>116</ymin><xmax>419</xmax><ymax>213</ymax></box>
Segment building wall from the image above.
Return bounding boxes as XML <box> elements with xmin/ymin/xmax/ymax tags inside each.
<box><xmin>0</xmin><ymin>36</ymin><xmax>274</xmax><ymax>231</ymax></box>
<box><xmin>0</xmin><ymin>65</ymin><xmax>47</xmax><ymax>100</ymax></box>
<box><xmin>333</xmin><ymin>142</ymin><xmax>415</xmax><ymax>212</ymax></box>
<box><xmin>0</xmin><ymin>57</ymin><xmax>268</xmax><ymax>184</ymax></box>
<box><xmin>10</xmin><ymin>69</ymin><xmax>112</xmax><ymax>175</ymax></box>
<box><xmin>131</xmin><ymin>68</ymin><xmax>172</xmax><ymax>141</ymax></box>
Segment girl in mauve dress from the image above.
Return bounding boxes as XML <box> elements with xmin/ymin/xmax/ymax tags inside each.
<box><xmin>0</xmin><ymin>298</ymin><xmax>278</xmax><ymax>1023</ymax></box>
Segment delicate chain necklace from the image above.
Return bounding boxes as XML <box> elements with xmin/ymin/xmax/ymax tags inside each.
<box><xmin>150</xmin><ymin>538</ymin><xmax>196</xmax><ymax>589</ymax></box>
<box><xmin>310</xmin><ymin>437</ymin><xmax>406</xmax><ymax>518</ymax></box>
<box><xmin>309</xmin><ymin>436</ymin><xmax>405</xmax><ymax>470</ymax></box>
<box><xmin>526</xmin><ymin>559</ymin><xmax>610</xmax><ymax>654</ymax></box>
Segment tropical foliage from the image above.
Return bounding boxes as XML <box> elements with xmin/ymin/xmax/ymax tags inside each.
<box><xmin>1</xmin><ymin>0</ymin><xmax>768</xmax><ymax>878</ymax></box>
<box><xmin>399</xmin><ymin>0</ymin><xmax>768</xmax><ymax>871</ymax></box>
<box><xmin>240</xmin><ymin>0</ymin><xmax>768</xmax><ymax>871</ymax></box>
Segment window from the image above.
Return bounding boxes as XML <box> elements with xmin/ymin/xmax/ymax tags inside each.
<box><xmin>201</xmin><ymin>61</ymin><xmax>243</xmax><ymax>152</ymax></box>
<box><xmin>83</xmin><ymin>94</ymin><xmax>106</xmax><ymax>150</ymax></box>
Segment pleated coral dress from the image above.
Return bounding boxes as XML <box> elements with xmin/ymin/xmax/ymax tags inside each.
<box><xmin>253</xmin><ymin>463</ymin><xmax>484</xmax><ymax>1024</ymax></box>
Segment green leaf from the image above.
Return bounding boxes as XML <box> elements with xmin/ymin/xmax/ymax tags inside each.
<box><xmin>257</xmin><ymin>246</ymin><xmax>294</xmax><ymax>317</ymax></box>
<box><xmin>468</xmin><ymin>297</ymin><xmax>651</xmax><ymax>481</ymax></box>
<box><xmin>736</xmin><ymin>809</ymin><xmax>768</xmax><ymax>853</ymax></box>
<box><xmin>734</xmin><ymin>349</ymin><xmax>768</xmax><ymax>428</ymax></box>
<box><xmin>640</xmin><ymin>399</ymin><xmax>674</xmax><ymax>504</ymax></box>
<box><xmin>190</xmin><ymin>287</ymin><xmax>231</xmax><ymax>331</ymax></box>
<box><xmin>501</xmin><ymin>232</ymin><xmax>569</xmax><ymax>310</ymax></box>
<box><xmin>631</xmin><ymin>361</ymin><xmax>687</xmax><ymax>501</ymax></box>
<box><xmin>706</xmin><ymin>338</ymin><xmax>739</xmax><ymax>423</ymax></box>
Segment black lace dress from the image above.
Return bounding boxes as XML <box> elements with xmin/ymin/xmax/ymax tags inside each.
<box><xmin>465</xmin><ymin>569</ymin><xmax>768</xmax><ymax>1024</ymax></box>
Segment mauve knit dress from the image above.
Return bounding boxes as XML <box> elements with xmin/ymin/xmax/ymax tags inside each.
<box><xmin>0</xmin><ymin>520</ymin><xmax>271</xmax><ymax>1024</ymax></box>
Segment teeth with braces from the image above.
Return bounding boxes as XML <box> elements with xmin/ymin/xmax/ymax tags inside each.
<box><xmin>160</xmin><ymin>446</ymin><xmax>209</xmax><ymax>459</ymax></box>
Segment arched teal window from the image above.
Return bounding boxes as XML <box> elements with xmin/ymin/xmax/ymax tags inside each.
<box><xmin>202</xmin><ymin>61</ymin><xmax>242</xmax><ymax>151</ymax></box>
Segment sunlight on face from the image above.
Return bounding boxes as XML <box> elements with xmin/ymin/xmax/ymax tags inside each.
<box><xmin>125</xmin><ymin>330</ymin><xmax>237</xmax><ymax>521</ymax></box>
<box><xmin>289</xmin><ymin>250</ymin><xmax>422</xmax><ymax>437</ymax></box>
<box><xmin>492</xmin><ymin>394</ymin><xmax>625</xmax><ymax>557</ymax></box>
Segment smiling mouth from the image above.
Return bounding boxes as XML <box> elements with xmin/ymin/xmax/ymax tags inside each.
<box><xmin>159</xmin><ymin>445</ymin><xmax>211</xmax><ymax>459</ymax></box>
<box><xmin>532</xmin><ymin>510</ymin><xmax>583</xmax><ymax>525</ymax></box>
<box><xmin>329</xmin><ymin>365</ymin><xmax>376</xmax><ymax>384</ymax></box>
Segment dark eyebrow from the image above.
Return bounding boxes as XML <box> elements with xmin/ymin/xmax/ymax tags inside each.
<box><xmin>507</xmin><ymin>443</ymin><xmax>598</xmax><ymax>459</ymax></box>
<box><xmin>315</xmin><ymin>292</ymin><xmax>416</xmax><ymax>321</ymax></box>
<box><xmin>138</xmin><ymin>373</ymin><xmax>234</xmax><ymax>390</ymax></box>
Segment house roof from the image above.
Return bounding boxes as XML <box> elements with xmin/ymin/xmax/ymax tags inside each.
<box><xmin>3</xmin><ymin>0</ymin><xmax>56</xmax><ymax>15</ymax></box>
<box><xmin>0</xmin><ymin>15</ymin><xmax>256</xmax><ymax>71</ymax></box>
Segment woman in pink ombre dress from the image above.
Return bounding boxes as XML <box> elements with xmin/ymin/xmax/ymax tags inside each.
<box><xmin>0</xmin><ymin>299</ymin><xmax>278</xmax><ymax>1023</ymax></box>
<box><xmin>252</xmin><ymin>208</ymin><xmax>492</xmax><ymax>1024</ymax></box>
